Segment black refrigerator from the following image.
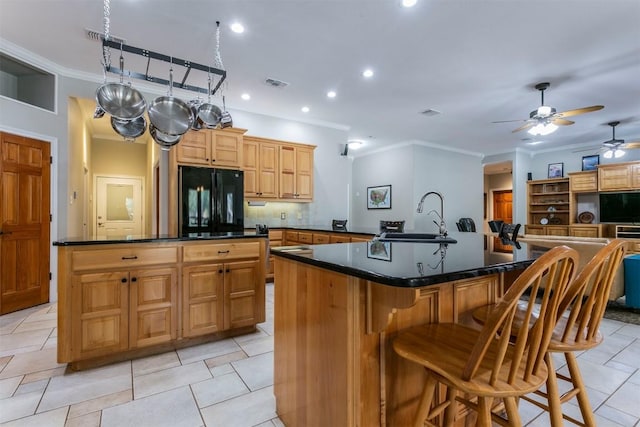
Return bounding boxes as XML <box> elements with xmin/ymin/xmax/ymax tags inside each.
<box><xmin>179</xmin><ymin>166</ymin><xmax>244</xmax><ymax>235</ymax></box>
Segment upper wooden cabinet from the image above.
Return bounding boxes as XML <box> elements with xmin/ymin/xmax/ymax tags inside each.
<box><xmin>243</xmin><ymin>137</ymin><xmax>279</xmax><ymax>199</ymax></box>
<box><xmin>569</xmin><ymin>171</ymin><xmax>598</xmax><ymax>193</ymax></box>
<box><xmin>598</xmin><ymin>161</ymin><xmax>640</xmax><ymax>191</ymax></box>
<box><xmin>175</xmin><ymin>128</ymin><xmax>246</xmax><ymax>169</ymax></box>
<box><xmin>279</xmin><ymin>144</ymin><xmax>314</xmax><ymax>201</ymax></box>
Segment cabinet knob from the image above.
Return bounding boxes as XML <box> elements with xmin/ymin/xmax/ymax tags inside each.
<box><xmin>131</xmin><ymin>277</ymin><xmax>137</xmax><ymax>282</ymax></box>
<box><xmin>225</xmin><ymin>269</ymin><xmax>230</xmax><ymax>273</ymax></box>
<box><xmin>121</xmin><ymin>278</ymin><xmax>127</xmax><ymax>283</ymax></box>
<box><xmin>218</xmin><ymin>269</ymin><xmax>223</xmax><ymax>274</ymax></box>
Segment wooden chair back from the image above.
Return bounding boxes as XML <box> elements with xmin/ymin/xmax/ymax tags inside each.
<box><xmin>463</xmin><ymin>246</ymin><xmax>578</xmax><ymax>385</ymax></box>
<box><xmin>555</xmin><ymin>239</ymin><xmax>626</xmax><ymax>346</ymax></box>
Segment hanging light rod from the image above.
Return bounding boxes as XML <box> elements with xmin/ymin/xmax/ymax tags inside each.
<box><xmin>102</xmin><ymin>39</ymin><xmax>227</xmax><ymax>96</ymax></box>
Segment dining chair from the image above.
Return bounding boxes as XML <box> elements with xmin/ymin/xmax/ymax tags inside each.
<box><xmin>473</xmin><ymin>239</ymin><xmax>626</xmax><ymax>426</ymax></box>
<box><xmin>393</xmin><ymin>245</ymin><xmax>578</xmax><ymax>426</ymax></box>
<box><xmin>379</xmin><ymin>220</ymin><xmax>405</xmax><ymax>233</ymax></box>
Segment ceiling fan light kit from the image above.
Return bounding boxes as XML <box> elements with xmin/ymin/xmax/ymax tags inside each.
<box><xmin>528</xmin><ymin>121</ymin><xmax>558</xmax><ymax>136</ymax></box>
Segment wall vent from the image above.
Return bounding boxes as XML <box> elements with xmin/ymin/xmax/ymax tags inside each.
<box><xmin>265</xmin><ymin>78</ymin><xmax>289</xmax><ymax>88</ymax></box>
<box><xmin>419</xmin><ymin>109</ymin><xmax>441</xmax><ymax>117</ymax></box>
<box><xmin>85</xmin><ymin>28</ymin><xmax>127</xmax><ymax>45</ymax></box>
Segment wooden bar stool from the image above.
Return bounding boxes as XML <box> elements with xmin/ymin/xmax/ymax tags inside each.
<box><xmin>473</xmin><ymin>239</ymin><xmax>626</xmax><ymax>426</ymax></box>
<box><xmin>393</xmin><ymin>246</ymin><xmax>578</xmax><ymax>426</ymax></box>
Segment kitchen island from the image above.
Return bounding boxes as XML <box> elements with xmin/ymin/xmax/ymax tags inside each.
<box><xmin>54</xmin><ymin>232</ymin><xmax>267</xmax><ymax>369</ymax></box>
<box><xmin>271</xmin><ymin>233</ymin><xmax>536</xmax><ymax>426</ymax></box>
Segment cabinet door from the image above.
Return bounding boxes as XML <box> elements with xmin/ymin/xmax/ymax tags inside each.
<box><xmin>632</xmin><ymin>164</ymin><xmax>640</xmax><ymax>189</ymax></box>
<box><xmin>279</xmin><ymin>146</ymin><xmax>296</xmax><ymax>198</ymax></box>
<box><xmin>295</xmin><ymin>147</ymin><xmax>314</xmax><ymax>200</ymax></box>
<box><xmin>224</xmin><ymin>260</ymin><xmax>260</xmax><ymax>329</ymax></box>
<box><xmin>182</xmin><ymin>263</ymin><xmax>224</xmax><ymax>337</ymax></box>
<box><xmin>259</xmin><ymin>142</ymin><xmax>279</xmax><ymax>198</ymax></box>
<box><xmin>599</xmin><ymin>165</ymin><xmax>631</xmax><ymax>191</ymax></box>
<box><xmin>72</xmin><ymin>271</ymin><xmax>129</xmax><ymax>360</ymax></box>
<box><xmin>211</xmin><ymin>130</ymin><xmax>242</xmax><ymax>168</ymax></box>
<box><xmin>570</xmin><ymin>171</ymin><xmax>597</xmax><ymax>192</ymax></box>
<box><xmin>243</xmin><ymin>140</ymin><xmax>259</xmax><ymax>197</ymax></box>
<box><xmin>176</xmin><ymin>131</ymin><xmax>210</xmax><ymax>166</ymax></box>
<box><xmin>569</xmin><ymin>227</ymin><xmax>599</xmax><ymax>238</ymax></box>
<box><xmin>129</xmin><ymin>267</ymin><xmax>177</xmax><ymax>348</ymax></box>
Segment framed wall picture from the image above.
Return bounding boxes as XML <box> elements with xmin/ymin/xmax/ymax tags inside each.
<box><xmin>582</xmin><ymin>154</ymin><xmax>600</xmax><ymax>171</ymax></box>
<box><xmin>547</xmin><ymin>162</ymin><xmax>564</xmax><ymax>178</ymax></box>
<box><xmin>367</xmin><ymin>185</ymin><xmax>392</xmax><ymax>209</ymax></box>
<box><xmin>367</xmin><ymin>241</ymin><xmax>392</xmax><ymax>261</ymax></box>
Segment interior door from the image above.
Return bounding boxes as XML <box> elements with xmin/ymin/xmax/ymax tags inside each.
<box><xmin>95</xmin><ymin>176</ymin><xmax>143</xmax><ymax>238</ymax></box>
<box><xmin>492</xmin><ymin>190</ymin><xmax>513</xmax><ymax>252</ymax></box>
<box><xmin>0</xmin><ymin>132</ymin><xmax>51</xmax><ymax>314</ymax></box>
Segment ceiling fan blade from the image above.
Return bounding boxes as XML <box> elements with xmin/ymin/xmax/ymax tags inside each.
<box><xmin>623</xmin><ymin>141</ymin><xmax>640</xmax><ymax>149</ymax></box>
<box><xmin>555</xmin><ymin>105</ymin><xmax>604</xmax><ymax>118</ymax></box>
<box><xmin>572</xmin><ymin>145</ymin><xmax>602</xmax><ymax>153</ymax></box>
<box><xmin>512</xmin><ymin>122</ymin><xmax>535</xmax><ymax>133</ymax></box>
<box><xmin>492</xmin><ymin>119</ymin><xmax>527</xmax><ymax>124</ymax></box>
<box><xmin>551</xmin><ymin>118</ymin><xmax>575</xmax><ymax>126</ymax></box>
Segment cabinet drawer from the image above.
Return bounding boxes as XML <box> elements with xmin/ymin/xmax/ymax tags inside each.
<box><xmin>569</xmin><ymin>227</ymin><xmax>599</xmax><ymax>238</ymax></box>
<box><xmin>330</xmin><ymin>234</ymin><xmax>351</xmax><ymax>243</ymax></box>
<box><xmin>627</xmin><ymin>241</ymin><xmax>640</xmax><ymax>254</ymax></box>
<box><xmin>72</xmin><ymin>247</ymin><xmax>178</xmax><ymax>271</ymax></box>
<box><xmin>298</xmin><ymin>232</ymin><xmax>313</xmax><ymax>244</ymax></box>
<box><xmin>285</xmin><ymin>231</ymin><xmax>299</xmax><ymax>243</ymax></box>
<box><xmin>269</xmin><ymin>230</ymin><xmax>283</xmax><ymax>240</ymax></box>
<box><xmin>183</xmin><ymin>242</ymin><xmax>260</xmax><ymax>262</ymax></box>
<box><xmin>312</xmin><ymin>233</ymin><xmax>330</xmax><ymax>244</ymax></box>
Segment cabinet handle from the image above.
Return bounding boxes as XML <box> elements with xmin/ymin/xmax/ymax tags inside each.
<box><xmin>131</xmin><ymin>277</ymin><xmax>137</xmax><ymax>282</ymax></box>
<box><xmin>218</xmin><ymin>269</ymin><xmax>223</xmax><ymax>274</ymax></box>
<box><xmin>217</xmin><ymin>250</ymin><xmax>229</xmax><ymax>254</ymax></box>
<box><xmin>225</xmin><ymin>269</ymin><xmax>230</xmax><ymax>273</ymax></box>
<box><xmin>122</xmin><ymin>256</ymin><xmax>138</xmax><ymax>260</ymax></box>
<box><xmin>121</xmin><ymin>278</ymin><xmax>127</xmax><ymax>283</ymax></box>
<box><xmin>0</xmin><ymin>230</ymin><xmax>11</xmax><ymax>235</ymax></box>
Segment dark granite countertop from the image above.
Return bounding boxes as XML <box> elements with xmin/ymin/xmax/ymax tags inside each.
<box><xmin>250</xmin><ymin>225</ymin><xmax>378</xmax><ymax>235</ymax></box>
<box><xmin>53</xmin><ymin>231</ymin><xmax>267</xmax><ymax>246</ymax></box>
<box><xmin>271</xmin><ymin>232</ymin><xmax>535</xmax><ymax>288</ymax></box>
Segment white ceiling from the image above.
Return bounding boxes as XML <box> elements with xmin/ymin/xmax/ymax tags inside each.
<box><xmin>1</xmin><ymin>0</ymin><xmax>639</xmax><ymax>157</ymax></box>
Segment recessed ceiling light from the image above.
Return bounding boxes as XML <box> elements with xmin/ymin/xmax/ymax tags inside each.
<box><xmin>402</xmin><ymin>0</ymin><xmax>417</xmax><ymax>7</ymax></box>
<box><xmin>241</xmin><ymin>93</ymin><xmax>251</xmax><ymax>100</ymax></box>
<box><xmin>526</xmin><ymin>140</ymin><xmax>543</xmax><ymax>145</ymax></box>
<box><xmin>327</xmin><ymin>90</ymin><xmax>337</xmax><ymax>98</ymax></box>
<box><xmin>348</xmin><ymin>140</ymin><xmax>364</xmax><ymax>150</ymax></box>
<box><xmin>301</xmin><ymin>106</ymin><xmax>310</xmax><ymax>113</ymax></box>
<box><xmin>362</xmin><ymin>69</ymin><xmax>374</xmax><ymax>78</ymax></box>
<box><xmin>230</xmin><ymin>22</ymin><xmax>245</xmax><ymax>34</ymax></box>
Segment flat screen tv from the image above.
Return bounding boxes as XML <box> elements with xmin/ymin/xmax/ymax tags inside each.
<box><xmin>599</xmin><ymin>192</ymin><xmax>640</xmax><ymax>223</ymax></box>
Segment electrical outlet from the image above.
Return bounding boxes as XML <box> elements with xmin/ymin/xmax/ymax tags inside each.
<box><xmin>280</xmin><ymin>212</ymin><xmax>286</xmax><ymax>220</ymax></box>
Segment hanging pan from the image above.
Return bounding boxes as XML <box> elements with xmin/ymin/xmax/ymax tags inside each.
<box><xmin>148</xmin><ymin>65</ymin><xmax>194</xmax><ymax>136</ymax></box>
<box><xmin>149</xmin><ymin>123</ymin><xmax>182</xmax><ymax>151</ymax></box>
<box><xmin>196</xmin><ymin>74</ymin><xmax>222</xmax><ymax>128</ymax></box>
<box><xmin>111</xmin><ymin>115</ymin><xmax>147</xmax><ymax>139</ymax></box>
<box><xmin>96</xmin><ymin>48</ymin><xmax>146</xmax><ymax>120</ymax></box>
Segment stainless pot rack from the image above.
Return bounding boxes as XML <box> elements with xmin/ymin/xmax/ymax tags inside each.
<box><xmin>102</xmin><ymin>39</ymin><xmax>226</xmax><ymax>96</ymax></box>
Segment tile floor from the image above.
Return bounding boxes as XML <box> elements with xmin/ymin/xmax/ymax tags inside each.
<box><xmin>1</xmin><ymin>282</ymin><xmax>639</xmax><ymax>426</ymax></box>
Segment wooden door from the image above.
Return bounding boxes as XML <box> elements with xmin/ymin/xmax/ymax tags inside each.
<box><xmin>224</xmin><ymin>260</ymin><xmax>259</xmax><ymax>329</ymax></box>
<box><xmin>279</xmin><ymin>146</ymin><xmax>295</xmax><ymax>198</ymax></box>
<box><xmin>242</xmin><ymin>140</ymin><xmax>259</xmax><ymax>197</ymax></box>
<box><xmin>211</xmin><ymin>130</ymin><xmax>242</xmax><ymax>168</ymax></box>
<box><xmin>182</xmin><ymin>263</ymin><xmax>224</xmax><ymax>337</ymax></box>
<box><xmin>129</xmin><ymin>267</ymin><xmax>177</xmax><ymax>348</ymax></box>
<box><xmin>95</xmin><ymin>176</ymin><xmax>143</xmax><ymax>238</ymax></box>
<box><xmin>492</xmin><ymin>190</ymin><xmax>513</xmax><ymax>253</ymax></box>
<box><xmin>0</xmin><ymin>132</ymin><xmax>50</xmax><ymax>314</ymax></box>
<box><xmin>175</xmin><ymin>130</ymin><xmax>209</xmax><ymax>166</ymax></box>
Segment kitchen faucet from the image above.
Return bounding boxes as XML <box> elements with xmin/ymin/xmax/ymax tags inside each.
<box><xmin>417</xmin><ymin>191</ymin><xmax>448</xmax><ymax>237</ymax></box>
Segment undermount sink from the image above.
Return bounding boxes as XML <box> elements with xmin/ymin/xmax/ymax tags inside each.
<box><xmin>377</xmin><ymin>232</ymin><xmax>457</xmax><ymax>244</ymax></box>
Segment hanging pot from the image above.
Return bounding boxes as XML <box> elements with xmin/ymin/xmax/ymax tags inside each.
<box><xmin>149</xmin><ymin>123</ymin><xmax>182</xmax><ymax>151</ymax></box>
<box><xmin>148</xmin><ymin>67</ymin><xmax>194</xmax><ymax>136</ymax></box>
<box><xmin>111</xmin><ymin>116</ymin><xmax>147</xmax><ymax>139</ymax></box>
<box><xmin>219</xmin><ymin>95</ymin><xmax>233</xmax><ymax>128</ymax></box>
<box><xmin>93</xmin><ymin>105</ymin><xmax>106</xmax><ymax>119</ymax></box>
<box><xmin>96</xmin><ymin>53</ymin><xmax>146</xmax><ymax>120</ymax></box>
<box><xmin>188</xmin><ymin>99</ymin><xmax>203</xmax><ymax>130</ymax></box>
<box><xmin>196</xmin><ymin>75</ymin><xmax>222</xmax><ymax>128</ymax></box>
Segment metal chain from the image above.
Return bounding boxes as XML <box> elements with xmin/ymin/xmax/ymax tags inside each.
<box><xmin>215</xmin><ymin>21</ymin><xmax>224</xmax><ymax>70</ymax></box>
<box><xmin>102</xmin><ymin>0</ymin><xmax>111</xmax><ymax>69</ymax></box>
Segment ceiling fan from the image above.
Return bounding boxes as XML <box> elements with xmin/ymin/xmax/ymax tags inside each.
<box><xmin>574</xmin><ymin>121</ymin><xmax>640</xmax><ymax>158</ymax></box>
<box><xmin>493</xmin><ymin>82</ymin><xmax>604</xmax><ymax>136</ymax></box>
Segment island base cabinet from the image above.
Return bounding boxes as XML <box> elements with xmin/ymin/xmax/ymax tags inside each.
<box><xmin>183</xmin><ymin>260</ymin><xmax>262</xmax><ymax>337</ymax></box>
<box><xmin>70</xmin><ymin>267</ymin><xmax>178</xmax><ymax>362</ymax></box>
<box><xmin>273</xmin><ymin>258</ymin><xmax>500</xmax><ymax>427</ymax></box>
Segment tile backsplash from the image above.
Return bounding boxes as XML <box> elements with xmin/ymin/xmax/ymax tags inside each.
<box><xmin>244</xmin><ymin>202</ymin><xmax>312</xmax><ymax>228</ymax></box>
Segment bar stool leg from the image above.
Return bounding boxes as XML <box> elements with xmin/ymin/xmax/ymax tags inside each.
<box><xmin>504</xmin><ymin>396</ymin><xmax>521</xmax><ymax>425</ymax></box>
<box><xmin>477</xmin><ymin>396</ymin><xmax>494</xmax><ymax>426</ymax></box>
<box><xmin>413</xmin><ymin>371</ymin><xmax>438</xmax><ymax>427</ymax></box>
<box><xmin>545</xmin><ymin>352</ymin><xmax>564</xmax><ymax>426</ymax></box>
<box><xmin>565</xmin><ymin>352</ymin><xmax>596</xmax><ymax>427</ymax></box>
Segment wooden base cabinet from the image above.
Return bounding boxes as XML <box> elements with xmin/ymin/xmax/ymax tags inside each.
<box><xmin>57</xmin><ymin>239</ymin><xmax>266</xmax><ymax>369</ymax></box>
